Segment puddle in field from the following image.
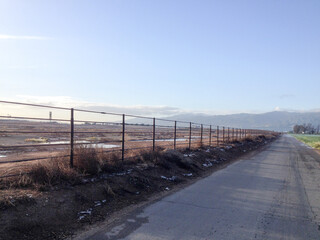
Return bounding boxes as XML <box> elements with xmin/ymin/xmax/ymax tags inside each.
<box><xmin>0</xmin><ymin>151</ymin><xmax>7</xmax><ymax>158</ymax></box>
<box><xmin>45</xmin><ymin>140</ymin><xmax>89</xmax><ymax>145</ymax></box>
<box><xmin>88</xmin><ymin>143</ymin><xmax>120</xmax><ymax>149</ymax></box>
<box><xmin>156</xmin><ymin>138</ymin><xmax>187</xmax><ymax>142</ymax></box>
<box><xmin>138</xmin><ymin>138</ymin><xmax>187</xmax><ymax>142</ymax></box>
<box><xmin>43</xmin><ymin>141</ymin><xmax>120</xmax><ymax>149</ymax></box>
<box><xmin>42</xmin><ymin>137</ymin><xmax>192</xmax><ymax>148</ymax></box>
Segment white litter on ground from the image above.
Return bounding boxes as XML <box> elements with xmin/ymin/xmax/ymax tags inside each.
<box><xmin>109</xmin><ymin>169</ymin><xmax>133</xmax><ymax>177</ymax></box>
<box><xmin>184</xmin><ymin>153</ymin><xmax>196</xmax><ymax>157</ymax></box>
<box><xmin>183</xmin><ymin>173</ymin><xmax>193</xmax><ymax>177</ymax></box>
<box><xmin>161</xmin><ymin>176</ymin><xmax>177</xmax><ymax>181</ymax></box>
<box><xmin>202</xmin><ymin>162</ymin><xmax>213</xmax><ymax>167</ymax></box>
<box><xmin>79</xmin><ymin>208</ymin><xmax>92</xmax><ymax>215</ymax></box>
<box><xmin>78</xmin><ymin>208</ymin><xmax>93</xmax><ymax>220</ymax></box>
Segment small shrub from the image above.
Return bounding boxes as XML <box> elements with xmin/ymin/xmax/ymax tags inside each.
<box><xmin>9</xmin><ymin>174</ymin><xmax>34</xmax><ymax>188</ymax></box>
<box><xmin>156</xmin><ymin>150</ymin><xmax>192</xmax><ymax>170</ymax></box>
<box><xmin>140</xmin><ymin>150</ymin><xmax>155</xmax><ymax>162</ymax></box>
<box><xmin>28</xmin><ymin>158</ymin><xmax>79</xmax><ymax>186</ymax></box>
<box><xmin>138</xmin><ymin>148</ymin><xmax>163</xmax><ymax>164</ymax></box>
<box><xmin>244</xmin><ymin>136</ymin><xmax>255</xmax><ymax>142</ymax></box>
<box><xmin>74</xmin><ymin>146</ymin><xmax>103</xmax><ymax>175</ymax></box>
<box><xmin>101</xmin><ymin>153</ymin><xmax>122</xmax><ymax>173</ymax></box>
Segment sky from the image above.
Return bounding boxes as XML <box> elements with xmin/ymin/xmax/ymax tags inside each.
<box><xmin>0</xmin><ymin>0</ymin><xmax>319</xmax><ymax>117</ymax></box>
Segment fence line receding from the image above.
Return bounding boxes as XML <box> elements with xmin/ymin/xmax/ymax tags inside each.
<box><xmin>0</xmin><ymin>100</ymin><xmax>277</xmax><ymax>178</ymax></box>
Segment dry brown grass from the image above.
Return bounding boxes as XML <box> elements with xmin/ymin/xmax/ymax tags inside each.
<box><xmin>0</xmin><ymin>147</ymin><xmax>124</xmax><ymax>189</ymax></box>
<box><xmin>26</xmin><ymin>146</ymin><xmax>114</xmax><ymax>186</ymax></box>
<box><xmin>73</xmin><ymin>146</ymin><xmax>104</xmax><ymax>175</ymax></box>
<box><xmin>28</xmin><ymin>157</ymin><xmax>79</xmax><ymax>186</ymax></box>
<box><xmin>244</xmin><ymin>136</ymin><xmax>255</xmax><ymax>142</ymax></box>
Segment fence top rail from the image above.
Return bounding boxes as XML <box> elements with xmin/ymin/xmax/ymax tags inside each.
<box><xmin>0</xmin><ymin>100</ymin><xmax>71</xmax><ymax>111</ymax></box>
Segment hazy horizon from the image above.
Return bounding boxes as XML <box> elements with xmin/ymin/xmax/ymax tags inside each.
<box><xmin>1</xmin><ymin>96</ymin><xmax>320</xmax><ymax>121</ymax></box>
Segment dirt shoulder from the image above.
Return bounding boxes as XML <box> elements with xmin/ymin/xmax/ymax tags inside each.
<box><xmin>0</xmin><ymin>135</ymin><xmax>278</xmax><ymax>240</ymax></box>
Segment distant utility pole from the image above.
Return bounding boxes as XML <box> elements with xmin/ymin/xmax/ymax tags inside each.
<box><xmin>49</xmin><ymin>111</ymin><xmax>52</xmax><ymax>122</ymax></box>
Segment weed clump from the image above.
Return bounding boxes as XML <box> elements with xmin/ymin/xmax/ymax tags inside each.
<box><xmin>28</xmin><ymin>158</ymin><xmax>79</xmax><ymax>186</ymax></box>
<box><xmin>244</xmin><ymin>136</ymin><xmax>255</xmax><ymax>142</ymax></box>
<box><xmin>74</xmin><ymin>146</ymin><xmax>103</xmax><ymax>175</ymax></box>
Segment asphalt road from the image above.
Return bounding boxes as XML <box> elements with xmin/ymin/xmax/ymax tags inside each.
<box><xmin>80</xmin><ymin>135</ymin><xmax>320</xmax><ymax>240</ymax></box>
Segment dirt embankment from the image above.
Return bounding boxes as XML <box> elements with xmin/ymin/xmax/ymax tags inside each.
<box><xmin>0</xmin><ymin>135</ymin><xmax>278</xmax><ymax>240</ymax></box>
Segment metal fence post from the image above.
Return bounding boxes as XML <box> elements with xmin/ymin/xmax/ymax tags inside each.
<box><xmin>227</xmin><ymin>127</ymin><xmax>230</xmax><ymax>143</ymax></box>
<box><xmin>122</xmin><ymin>114</ymin><xmax>125</xmax><ymax>163</ymax></box>
<box><xmin>232</xmin><ymin>128</ymin><xmax>234</xmax><ymax>142</ymax></box>
<box><xmin>217</xmin><ymin>126</ymin><xmax>219</xmax><ymax>147</ymax></box>
<box><xmin>174</xmin><ymin>121</ymin><xmax>177</xmax><ymax>150</ymax></box>
<box><xmin>153</xmin><ymin>118</ymin><xmax>156</xmax><ymax>151</ymax></box>
<box><xmin>200</xmin><ymin>124</ymin><xmax>203</xmax><ymax>147</ymax></box>
<box><xmin>222</xmin><ymin>127</ymin><xmax>225</xmax><ymax>144</ymax></box>
<box><xmin>236</xmin><ymin>128</ymin><xmax>238</xmax><ymax>141</ymax></box>
<box><xmin>209</xmin><ymin>125</ymin><xmax>212</xmax><ymax>147</ymax></box>
<box><xmin>70</xmin><ymin>108</ymin><xmax>74</xmax><ymax>168</ymax></box>
<box><xmin>189</xmin><ymin>122</ymin><xmax>192</xmax><ymax>149</ymax></box>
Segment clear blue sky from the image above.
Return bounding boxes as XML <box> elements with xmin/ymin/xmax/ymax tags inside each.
<box><xmin>0</xmin><ymin>0</ymin><xmax>319</xmax><ymax>115</ymax></box>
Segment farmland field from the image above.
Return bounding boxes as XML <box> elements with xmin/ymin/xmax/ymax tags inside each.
<box><xmin>291</xmin><ymin>134</ymin><xmax>320</xmax><ymax>149</ymax></box>
<box><xmin>0</xmin><ymin>119</ymin><xmax>213</xmax><ymax>177</ymax></box>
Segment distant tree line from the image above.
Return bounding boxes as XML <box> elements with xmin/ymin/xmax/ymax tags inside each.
<box><xmin>293</xmin><ymin>123</ymin><xmax>320</xmax><ymax>134</ymax></box>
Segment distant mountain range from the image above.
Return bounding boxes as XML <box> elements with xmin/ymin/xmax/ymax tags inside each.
<box><xmin>163</xmin><ymin>111</ymin><xmax>320</xmax><ymax>132</ymax></box>
<box><xmin>130</xmin><ymin>111</ymin><xmax>320</xmax><ymax>132</ymax></box>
